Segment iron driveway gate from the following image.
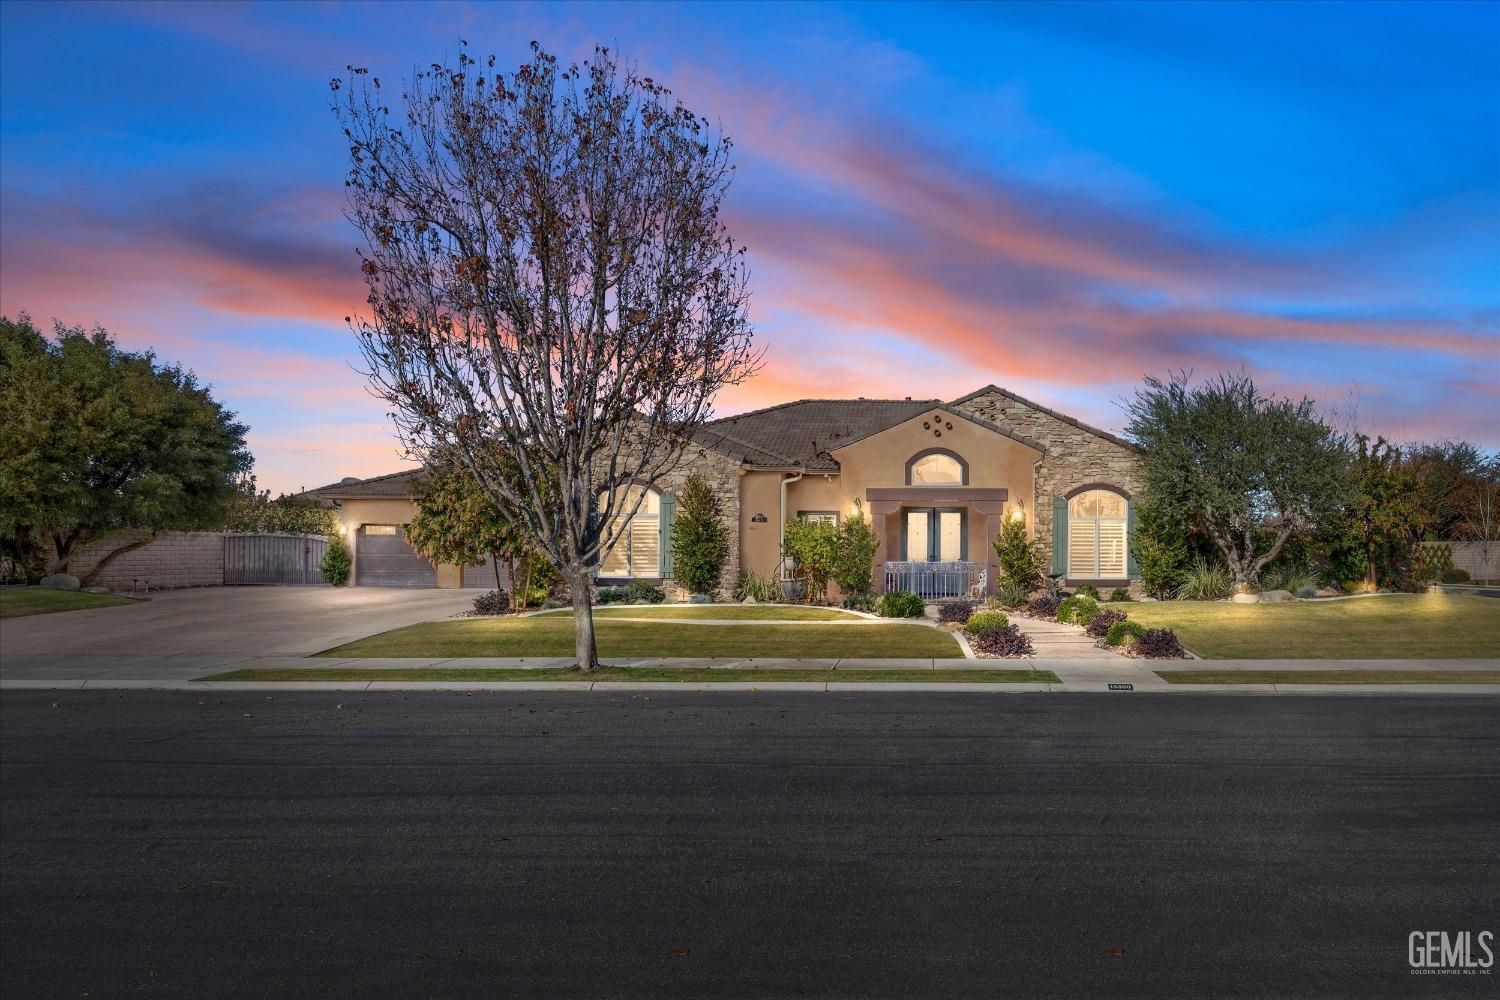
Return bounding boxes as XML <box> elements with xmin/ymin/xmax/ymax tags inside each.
<box><xmin>224</xmin><ymin>533</ymin><xmax>329</xmax><ymax>585</ymax></box>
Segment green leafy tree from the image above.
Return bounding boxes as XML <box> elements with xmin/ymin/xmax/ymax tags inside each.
<box><xmin>1401</xmin><ymin>441</ymin><xmax>1487</xmax><ymax>541</ymax></box>
<box><xmin>0</xmin><ymin>315</ymin><xmax>250</xmax><ymax>583</ymax></box>
<box><xmin>670</xmin><ymin>474</ymin><xmax>730</xmax><ymax>596</ymax></box>
<box><xmin>1124</xmin><ymin>371</ymin><xmax>1351</xmax><ymax>588</ymax></box>
<box><xmin>782</xmin><ymin>517</ymin><xmax>841</xmax><ymax>603</ymax></box>
<box><xmin>992</xmin><ymin>510</ymin><xmax>1045</xmax><ymax>594</ymax></box>
<box><xmin>1129</xmin><ymin>499</ymin><xmax>1190</xmax><ymax>599</ymax></box>
<box><xmin>1340</xmin><ymin>435</ymin><xmax>1420</xmax><ymax>588</ymax></box>
<box><xmin>222</xmin><ymin>473</ymin><xmax>337</xmax><ymax>535</ymax></box>
<box><xmin>321</xmin><ymin>535</ymin><xmax>352</xmax><ymax>586</ymax></box>
<box><xmin>833</xmin><ymin>513</ymin><xmax>881</xmax><ymax>597</ymax></box>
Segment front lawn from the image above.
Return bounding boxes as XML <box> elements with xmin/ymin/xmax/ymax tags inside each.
<box><xmin>0</xmin><ymin>587</ymin><xmax>139</xmax><ymax>619</ymax></box>
<box><xmin>1121</xmin><ymin>594</ymin><xmax>1499</xmax><ymax>659</ymax></box>
<box><xmin>1159</xmin><ymin>669</ymin><xmax>1500</xmax><ymax>685</ymax></box>
<box><xmin>316</xmin><ymin>618</ymin><xmax>963</xmax><ymax>659</ymax></box>
<box><xmin>535</xmin><ymin>605</ymin><xmax>861</xmax><ymax>621</ymax></box>
<box><xmin>204</xmin><ymin>666</ymin><xmax>1053</xmax><ymax>683</ymax></box>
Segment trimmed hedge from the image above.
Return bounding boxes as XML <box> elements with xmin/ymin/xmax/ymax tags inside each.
<box><xmin>878</xmin><ymin>590</ymin><xmax>925</xmax><ymax>618</ymax></box>
<box><xmin>964</xmin><ymin>610</ymin><xmax>1010</xmax><ymax>638</ymax></box>
<box><xmin>1056</xmin><ymin>595</ymin><xmax>1101</xmax><ymax>626</ymax></box>
<box><xmin>1109</xmin><ymin>587</ymin><xmax>1131</xmax><ymax>603</ymax></box>
<box><xmin>1105</xmin><ymin>620</ymin><xmax>1145</xmax><ymax>646</ymax></box>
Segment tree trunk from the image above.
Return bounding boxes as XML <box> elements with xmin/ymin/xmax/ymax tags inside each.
<box><xmin>569</xmin><ymin>566</ymin><xmax>599</xmax><ymax>672</ymax></box>
<box><xmin>1367</xmin><ymin>543</ymin><xmax>1378</xmax><ymax>589</ymax></box>
<box><xmin>491</xmin><ymin>551</ymin><xmax>503</xmax><ymax>591</ymax></box>
<box><xmin>79</xmin><ymin>529</ymin><xmax>166</xmax><ymax>586</ymax></box>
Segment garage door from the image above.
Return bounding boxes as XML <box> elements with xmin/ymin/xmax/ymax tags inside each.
<box><xmin>462</xmin><ymin>553</ymin><xmax>511</xmax><ymax>589</ymax></box>
<box><xmin>355</xmin><ymin>524</ymin><xmax>437</xmax><ymax>587</ymax></box>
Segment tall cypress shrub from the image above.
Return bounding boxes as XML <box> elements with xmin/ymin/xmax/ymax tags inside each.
<box><xmin>671</xmin><ymin>475</ymin><xmax>729</xmax><ymax>596</ymax></box>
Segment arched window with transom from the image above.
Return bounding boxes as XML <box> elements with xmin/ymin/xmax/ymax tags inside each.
<box><xmin>597</xmin><ymin>485</ymin><xmax>664</xmax><ymax>578</ymax></box>
<box><xmin>1065</xmin><ymin>488</ymin><xmax>1128</xmax><ymax>579</ymax></box>
<box><xmin>906</xmin><ymin>449</ymin><xmax>967</xmax><ymax>486</ymax></box>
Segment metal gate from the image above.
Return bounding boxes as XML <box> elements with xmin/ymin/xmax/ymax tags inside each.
<box><xmin>224</xmin><ymin>533</ymin><xmax>329</xmax><ymax>585</ymax></box>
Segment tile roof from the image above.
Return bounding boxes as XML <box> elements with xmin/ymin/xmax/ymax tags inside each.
<box><xmin>703</xmin><ymin>398</ymin><xmax>942</xmax><ymax>470</ymax></box>
<box><xmin>308</xmin><ymin>468</ymin><xmax>426</xmax><ymax>499</ymax></box>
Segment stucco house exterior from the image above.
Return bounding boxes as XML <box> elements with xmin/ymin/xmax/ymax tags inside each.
<box><xmin>311</xmin><ymin>385</ymin><xmax>1143</xmax><ymax>597</ymax></box>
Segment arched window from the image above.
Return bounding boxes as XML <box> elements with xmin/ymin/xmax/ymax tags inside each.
<box><xmin>1067</xmin><ymin>488</ymin><xmax>1128</xmax><ymax>578</ymax></box>
<box><xmin>598</xmin><ymin>485</ymin><xmax>661</xmax><ymax>578</ymax></box>
<box><xmin>907</xmin><ymin>450</ymin><xmax>966</xmax><ymax>486</ymax></box>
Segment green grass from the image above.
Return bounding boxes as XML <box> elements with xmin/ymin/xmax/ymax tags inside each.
<box><xmin>316</xmin><ymin>618</ymin><xmax>963</xmax><ymax>659</ymax></box>
<box><xmin>0</xmin><ymin>587</ymin><xmax>138</xmax><ymax>619</ymax></box>
<box><xmin>202</xmin><ymin>666</ymin><xmax>1055</xmax><ymax>683</ymax></box>
<box><xmin>1118</xmin><ymin>594</ymin><xmax>1499</xmax><ymax>659</ymax></box>
<box><xmin>1158</xmin><ymin>669</ymin><xmax>1500</xmax><ymax>685</ymax></box>
<box><xmin>534</xmin><ymin>605</ymin><xmax>860</xmax><ymax>621</ymax></box>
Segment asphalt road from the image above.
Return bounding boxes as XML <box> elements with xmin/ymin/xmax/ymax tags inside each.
<box><xmin>2</xmin><ymin>692</ymin><xmax>1497</xmax><ymax>999</ymax></box>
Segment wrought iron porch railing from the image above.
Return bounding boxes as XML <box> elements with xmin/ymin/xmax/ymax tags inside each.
<box><xmin>883</xmin><ymin>560</ymin><xmax>981</xmax><ymax>599</ymax></box>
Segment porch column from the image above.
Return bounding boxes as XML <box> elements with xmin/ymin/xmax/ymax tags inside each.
<box><xmin>867</xmin><ymin>498</ymin><xmax>901</xmax><ymax>593</ymax></box>
<box><xmin>972</xmin><ymin>499</ymin><xmax>1006</xmax><ymax>595</ymax></box>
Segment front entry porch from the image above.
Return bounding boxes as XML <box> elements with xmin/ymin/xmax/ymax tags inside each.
<box><xmin>864</xmin><ymin>487</ymin><xmax>1010</xmax><ymax>597</ymax></box>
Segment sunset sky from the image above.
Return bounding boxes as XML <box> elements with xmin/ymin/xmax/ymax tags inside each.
<box><xmin>2</xmin><ymin>0</ymin><xmax>1496</xmax><ymax>494</ymax></box>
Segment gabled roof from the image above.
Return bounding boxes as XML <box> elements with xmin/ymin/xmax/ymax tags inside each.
<box><xmin>310</xmin><ymin>468</ymin><xmax>426</xmax><ymax>500</ymax></box>
<box><xmin>948</xmin><ymin>384</ymin><xmax>1139</xmax><ymax>451</ymax></box>
<box><xmin>702</xmin><ymin>398</ymin><xmax>943</xmax><ymax>470</ymax></box>
<box><xmin>825</xmin><ymin>401</ymin><xmax>1047</xmax><ymax>456</ymax></box>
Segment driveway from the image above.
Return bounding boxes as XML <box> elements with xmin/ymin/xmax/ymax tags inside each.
<box><xmin>0</xmin><ymin>587</ymin><xmax>473</xmax><ymax>679</ymax></box>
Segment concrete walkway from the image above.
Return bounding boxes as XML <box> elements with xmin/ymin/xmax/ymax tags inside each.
<box><xmin>1011</xmin><ymin>615</ymin><xmax>1120</xmax><ymax>659</ymax></box>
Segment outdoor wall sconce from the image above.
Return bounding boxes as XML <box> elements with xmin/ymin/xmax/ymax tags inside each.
<box><xmin>751</xmin><ymin>513</ymin><xmax>768</xmax><ymax>523</ymax></box>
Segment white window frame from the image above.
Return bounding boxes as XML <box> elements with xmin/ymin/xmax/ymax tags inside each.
<box><xmin>1067</xmin><ymin>489</ymin><xmax>1128</xmax><ymax>579</ymax></box>
<box><xmin>597</xmin><ymin>487</ymin><xmax>661</xmax><ymax>579</ymax></box>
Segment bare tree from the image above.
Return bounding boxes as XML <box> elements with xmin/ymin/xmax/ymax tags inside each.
<box><xmin>1459</xmin><ymin>456</ymin><xmax>1499</xmax><ymax>573</ymax></box>
<box><xmin>333</xmin><ymin>44</ymin><xmax>760</xmax><ymax>669</ymax></box>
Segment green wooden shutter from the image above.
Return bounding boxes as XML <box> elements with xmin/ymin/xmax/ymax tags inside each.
<box><xmin>1126</xmin><ymin>499</ymin><xmax>1139</xmax><ymax>579</ymax></box>
<box><xmin>1051</xmin><ymin>497</ymin><xmax>1068</xmax><ymax>576</ymax></box>
<box><xmin>659</xmin><ymin>491</ymin><xmax>675</xmax><ymax>578</ymax></box>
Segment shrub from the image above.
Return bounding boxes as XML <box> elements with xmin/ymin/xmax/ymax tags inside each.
<box><xmin>1296</xmin><ymin>584</ymin><xmax>1319</xmax><ymax>599</ymax></box>
<box><xmin>841</xmin><ymin>593</ymin><xmax>875</xmax><ymax>613</ymax></box>
<box><xmin>1440</xmin><ymin>567</ymin><xmax>1471</xmax><ymax>584</ymax></box>
<box><xmin>320</xmin><ymin>535</ymin><xmax>351</xmax><ymax>586</ymax></box>
<box><xmin>992</xmin><ymin>580</ymin><xmax>1030</xmax><ymax>608</ymax></box>
<box><xmin>595</xmin><ymin>586</ymin><xmax>629</xmax><ymax>605</ymax></box>
<box><xmin>1085</xmin><ymin>608</ymin><xmax>1127</xmax><ymax>639</ymax></box>
<box><xmin>782</xmin><ymin>517</ymin><xmax>840</xmax><ymax>603</ymax></box>
<box><xmin>937</xmin><ymin>600</ymin><xmax>977</xmax><ymax>624</ymax></box>
<box><xmin>992</xmin><ymin>514</ymin><xmax>1046</xmax><ymax>593</ymax></box>
<box><xmin>964</xmin><ymin>610</ymin><xmax>1010</xmax><ymax>638</ymax></box>
<box><xmin>624</xmin><ymin>579</ymin><xmax>665</xmax><ymax>604</ymax></box>
<box><xmin>970</xmin><ymin>623</ymin><xmax>1034</xmax><ymax>657</ymax></box>
<box><xmin>1176</xmin><ymin>557</ymin><xmax>1232</xmax><ymax>600</ymax></box>
<box><xmin>1026</xmin><ymin>593</ymin><xmax>1062</xmax><ymax>620</ymax></box>
<box><xmin>1131</xmin><ymin>498</ymin><xmax>1190</xmax><ymax>599</ymax></box>
<box><xmin>1108</xmin><ymin>587</ymin><xmax>1131</xmax><ymax>603</ymax></box>
<box><xmin>733</xmin><ymin>570</ymin><xmax>782</xmax><ymax>603</ymax></box>
<box><xmin>1134</xmin><ymin>628</ymin><xmax>1188</xmax><ymax>658</ymax></box>
<box><xmin>1260</xmin><ymin>562</ymin><xmax>1316</xmax><ymax>594</ymax></box>
<box><xmin>1056</xmin><ymin>595</ymin><xmax>1100</xmax><ymax>625</ymax></box>
<box><xmin>878</xmin><ymin>590</ymin><xmax>924</xmax><ymax>618</ymax></box>
<box><xmin>470</xmin><ymin>589</ymin><xmax>510</xmax><ymax>616</ymax></box>
<box><xmin>833</xmin><ymin>513</ymin><xmax>881</xmax><ymax>599</ymax></box>
<box><xmin>671</xmin><ymin>474</ymin><xmax>730</xmax><ymax>596</ymax></box>
<box><xmin>514</xmin><ymin>584</ymin><xmax>549</xmax><ymax>607</ymax></box>
<box><xmin>1073</xmin><ymin>584</ymin><xmax>1100</xmax><ymax>600</ymax></box>
<box><xmin>1105</xmin><ymin>619</ymin><xmax>1146</xmax><ymax>646</ymax></box>
<box><xmin>1409</xmin><ymin>544</ymin><xmax>1455</xmax><ymax>585</ymax></box>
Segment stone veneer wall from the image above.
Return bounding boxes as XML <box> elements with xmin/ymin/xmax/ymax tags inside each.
<box><xmin>954</xmin><ymin>390</ymin><xmax>1143</xmax><ymax>573</ymax></box>
<box><xmin>603</xmin><ymin>443</ymin><xmax>744</xmax><ymax>601</ymax></box>
<box><xmin>66</xmin><ymin>530</ymin><xmax>225</xmax><ymax>591</ymax></box>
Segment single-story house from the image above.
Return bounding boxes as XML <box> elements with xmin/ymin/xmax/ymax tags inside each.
<box><xmin>311</xmin><ymin>384</ymin><xmax>1143</xmax><ymax>596</ymax></box>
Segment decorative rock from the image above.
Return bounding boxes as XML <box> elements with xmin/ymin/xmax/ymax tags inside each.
<box><xmin>741</xmin><ymin>596</ymin><xmax>757</xmax><ymax>604</ymax></box>
<box><xmin>83</xmin><ymin>586</ymin><xmax>113</xmax><ymax>595</ymax></box>
<box><xmin>1316</xmin><ymin>586</ymin><xmax>1340</xmax><ymax>598</ymax></box>
<box><xmin>1230</xmin><ymin>591</ymin><xmax>1259</xmax><ymax>604</ymax></box>
<box><xmin>689</xmin><ymin>593</ymin><xmax>713</xmax><ymax>604</ymax></box>
<box><xmin>1259</xmin><ymin>589</ymin><xmax>1294</xmax><ymax>603</ymax></box>
<box><xmin>39</xmin><ymin>573</ymin><xmax>81</xmax><ymax>591</ymax></box>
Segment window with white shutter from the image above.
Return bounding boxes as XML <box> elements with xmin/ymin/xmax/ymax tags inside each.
<box><xmin>1065</xmin><ymin>489</ymin><xmax>1130</xmax><ymax>579</ymax></box>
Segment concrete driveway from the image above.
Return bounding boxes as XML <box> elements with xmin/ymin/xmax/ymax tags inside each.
<box><xmin>0</xmin><ymin>586</ymin><xmax>473</xmax><ymax>679</ymax></box>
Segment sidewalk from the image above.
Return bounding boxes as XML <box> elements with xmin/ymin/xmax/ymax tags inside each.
<box><xmin>2</xmin><ymin>654</ymin><xmax>1496</xmax><ymax>695</ymax></box>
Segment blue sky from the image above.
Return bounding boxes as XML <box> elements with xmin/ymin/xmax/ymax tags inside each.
<box><xmin>2</xmin><ymin>0</ymin><xmax>1496</xmax><ymax>492</ymax></box>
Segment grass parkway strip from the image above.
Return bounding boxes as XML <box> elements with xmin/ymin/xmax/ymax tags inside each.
<box><xmin>202</xmin><ymin>667</ymin><xmax>1055</xmax><ymax>684</ymax></box>
<box><xmin>315</xmin><ymin>618</ymin><xmax>964</xmax><ymax>659</ymax></box>
<box><xmin>1157</xmin><ymin>670</ymin><xmax>1500</xmax><ymax>685</ymax></box>
<box><xmin>532</xmin><ymin>605</ymin><xmax>862</xmax><ymax>621</ymax></box>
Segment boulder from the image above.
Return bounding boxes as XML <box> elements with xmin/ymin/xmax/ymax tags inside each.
<box><xmin>1259</xmin><ymin>589</ymin><xmax>1294</xmax><ymax>603</ymax></box>
<box><xmin>1230</xmin><ymin>591</ymin><xmax>1259</xmax><ymax>604</ymax></box>
<box><xmin>39</xmin><ymin>573</ymin><xmax>81</xmax><ymax>591</ymax></box>
<box><xmin>741</xmin><ymin>596</ymin><xmax>758</xmax><ymax>605</ymax></box>
<box><xmin>83</xmin><ymin>586</ymin><xmax>113</xmax><ymax>595</ymax></box>
<box><xmin>1316</xmin><ymin>586</ymin><xmax>1340</xmax><ymax>598</ymax></box>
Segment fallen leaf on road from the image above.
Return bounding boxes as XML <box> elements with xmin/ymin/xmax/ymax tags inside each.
<box><xmin>928</xmin><ymin>836</ymin><xmax>943</xmax><ymax>843</ymax></box>
<box><xmin>1107</xmin><ymin>947</ymin><xmax>1126</xmax><ymax>957</ymax></box>
<box><xmin>671</xmin><ymin>948</ymin><xmax>689</xmax><ymax>958</ymax></box>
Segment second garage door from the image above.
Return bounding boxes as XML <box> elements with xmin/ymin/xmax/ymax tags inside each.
<box><xmin>355</xmin><ymin>524</ymin><xmax>437</xmax><ymax>587</ymax></box>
